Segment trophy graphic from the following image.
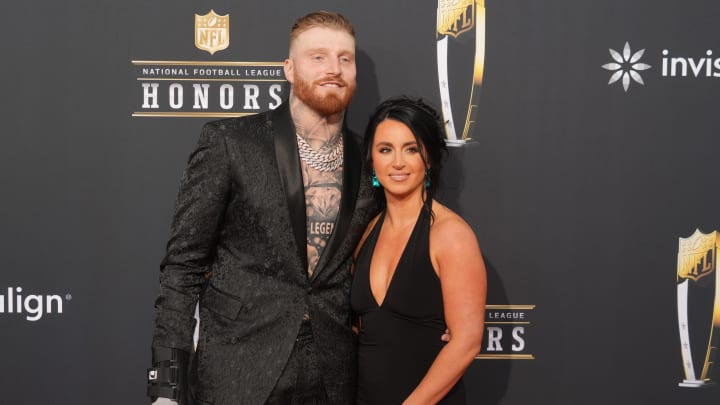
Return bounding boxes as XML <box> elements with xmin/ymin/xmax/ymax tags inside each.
<box><xmin>436</xmin><ymin>0</ymin><xmax>485</xmax><ymax>145</ymax></box>
<box><xmin>677</xmin><ymin>229</ymin><xmax>720</xmax><ymax>387</ymax></box>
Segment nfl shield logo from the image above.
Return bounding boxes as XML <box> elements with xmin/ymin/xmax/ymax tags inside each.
<box><xmin>678</xmin><ymin>229</ymin><xmax>717</xmax><ymax>282</ymax></box>
<box><xmin>437</xmin><ymin>0</ymin><xmax>476</xmax><ymax>38</ymax></box>
<box><xmin>195</xmin><ymin>10</ymin><xmax>229</xmax><ymax>55</ymax></box>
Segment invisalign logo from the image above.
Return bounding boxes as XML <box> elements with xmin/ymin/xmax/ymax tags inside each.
<box><xmin>601</xmin><ymin>42</ymin><xmax>652</xmax><ymax>92</ymax></box>
<box><xmin>0</xmin><ymin>287</ymin><xmax>71</xmax><ymax>321</ymax></box>
<box><xmin>662</xmin><ymin>49</ymin><xmax>720</xmax><ymax>77</ymax></box>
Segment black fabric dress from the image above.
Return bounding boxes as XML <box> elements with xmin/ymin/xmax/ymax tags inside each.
<box><xmin>351</xmin><ymin>205</ymin><xmax>465</xmax><ymax>405</ymax></box>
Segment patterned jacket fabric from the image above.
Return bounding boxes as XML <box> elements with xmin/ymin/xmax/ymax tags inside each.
<box><xmin>152</xmin><ymin>102</ymin><xmax>378</xmax><ymax>404</ymax></box>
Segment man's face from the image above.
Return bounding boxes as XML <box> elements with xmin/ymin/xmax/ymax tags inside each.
<box><xmin>284</xmin><ymin>26</ymin><xmax>357</xmax><ymax>115</ymax></box>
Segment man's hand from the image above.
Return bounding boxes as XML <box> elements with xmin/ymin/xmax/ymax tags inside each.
<box><xmin>152</xmin><ymin>398</ymin><xmax>177</xmax><ymax>405</ymax></box>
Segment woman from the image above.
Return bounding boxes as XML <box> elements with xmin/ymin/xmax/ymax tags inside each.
<box><xmin>351</xmin><ymin>97</ymin><xmax>487</xmax><ymax>404</ymax></box>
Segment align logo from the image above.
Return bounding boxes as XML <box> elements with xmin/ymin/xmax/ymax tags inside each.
<box><xmin>0</xmin><ymin>287</ymin><xmax>71</xmax><ymax>321</ymax></box>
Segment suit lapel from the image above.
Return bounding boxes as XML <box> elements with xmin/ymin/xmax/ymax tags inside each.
<box><xmin>270</xmin><ymin>103</ymin><xmax>309</xmax><ymax>274</ymax></box>
<box><xmin>310</xmin><ymin>127</ymin><xmax>361</xmax><ymax>282</ymax></box>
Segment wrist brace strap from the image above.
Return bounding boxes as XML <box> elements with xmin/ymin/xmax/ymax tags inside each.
<box><xmin>147</xmin><ymin>347</ymin><xmax>189</xmax><ymax>401</ymax></box>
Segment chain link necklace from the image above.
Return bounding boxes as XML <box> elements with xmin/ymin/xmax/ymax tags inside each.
<box><xmin>296</xmin><ymin>132</ymin><xmax>344</xmax><ymax>172</ymax></box>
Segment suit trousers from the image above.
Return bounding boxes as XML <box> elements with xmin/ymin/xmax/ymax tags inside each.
<box><xmin>264</xmin><ymin>319</ymin><xmax>329</xmax><ymax>405</ymax></box>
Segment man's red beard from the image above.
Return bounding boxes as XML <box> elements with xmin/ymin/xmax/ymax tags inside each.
<box><xmin>293</xmin><ymin>76</ymin><xmax>356</xmax><ymax>116</ymax></box>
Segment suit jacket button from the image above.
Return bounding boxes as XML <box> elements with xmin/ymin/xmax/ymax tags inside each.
<box><xmin>230</xmin><ymin>337</ymin><xmax>239</xmax><ymax>344</ymax></box>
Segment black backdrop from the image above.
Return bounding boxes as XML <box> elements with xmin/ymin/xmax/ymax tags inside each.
<box><xmin>2</xmin><ymin>1</ymin><xmax>720</xmax><ymax>404</ymax></box>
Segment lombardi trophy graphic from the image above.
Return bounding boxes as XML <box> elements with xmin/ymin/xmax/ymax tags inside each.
<box><xmin>436</xmin><ymin>0</ymin><xmax>485</xmax><ymax>145</ymax></box>
<box><xmin>677</xmin><ymin>229</ymin><xmax>720</xmax><ymax>387</ymax></box>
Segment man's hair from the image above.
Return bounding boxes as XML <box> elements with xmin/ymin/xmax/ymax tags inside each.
<box><xmin>290</xmin><ymin>10</ymin><xmax>355</xmax><ymax>48</ymax></box>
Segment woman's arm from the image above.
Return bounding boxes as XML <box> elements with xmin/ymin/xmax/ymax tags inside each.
<box><xmin>403</xmin><ymin>212</ymin><xmax>487</xmax><ymax>405</ymax></box>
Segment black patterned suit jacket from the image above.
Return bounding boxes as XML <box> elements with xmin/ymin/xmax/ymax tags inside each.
<box><xmin>152</xmin><ymin>102</ymin><xmax>377</xmax><ymax>405</ymax></box>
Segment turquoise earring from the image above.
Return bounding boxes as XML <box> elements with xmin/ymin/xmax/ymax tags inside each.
<box><xmin>372</xmin><ymin>170</ymin><xmax>380</xmax><ymax>188</ymax></box>
<box><xmin>425</xmin><ymin>170</ymin><xmax>430</xmax><ymax>188</ymax></box>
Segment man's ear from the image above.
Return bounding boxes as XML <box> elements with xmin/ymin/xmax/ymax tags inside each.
<box><xmin>283</xmin><ymin>59</ymin><xmax>294</xmax><ymax>84</ymax></box>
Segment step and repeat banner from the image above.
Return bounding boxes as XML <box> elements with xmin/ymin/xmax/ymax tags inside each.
<box><xmin>2</xmin><ymin>0</ymin><xmax>720</xmax><ymax>404</ymax></box>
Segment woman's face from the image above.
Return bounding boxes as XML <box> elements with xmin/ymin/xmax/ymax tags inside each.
<box><xmin>371</xmin><ymin>119</ymin><xmax>428</xmax><ymax>200</ymax></box>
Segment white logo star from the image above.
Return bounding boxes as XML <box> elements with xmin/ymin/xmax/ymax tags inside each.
<box><xmin>602</xmin><ymin>42</ymin><xmax>652</xmax><ymax>92</ymax></box>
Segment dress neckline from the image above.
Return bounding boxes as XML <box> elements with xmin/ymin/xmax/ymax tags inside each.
<box><xmin>367</xmin><ymin>202</ymin><xmax>430</xmax><ymax>308</ymax></box>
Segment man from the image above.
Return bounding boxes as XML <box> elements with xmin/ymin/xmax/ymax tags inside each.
<box><xmin>148</xmin><ymin>11</ymin><xmax>377</xmax><ymax>404</ymax></box>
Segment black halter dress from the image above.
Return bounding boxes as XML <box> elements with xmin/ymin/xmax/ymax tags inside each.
<box><xmin>351</xmin><ymin>205</ymin><xmax>465</xmax><ymax>405</ymax></box>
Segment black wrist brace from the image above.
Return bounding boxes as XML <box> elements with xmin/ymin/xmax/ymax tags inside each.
<box><xmin>147</xmin><ymin>347</ymin><xmax>189</xmax><ymax>402</ymax></box>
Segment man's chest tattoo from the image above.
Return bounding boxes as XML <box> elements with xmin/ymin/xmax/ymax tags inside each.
<box><xmin>302</xmin><ymin>161</ymin><xmax>343</xmax><ymax>277</ymax></box>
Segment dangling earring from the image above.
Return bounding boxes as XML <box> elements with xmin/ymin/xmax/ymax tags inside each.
<box><xmin>372</xmin><ymin>170</ymin><xmax>381</xmax><ymax>188</ymax></box>
<box><xmin>424</xmin><ymin>169</ymin><xmax>430</xmax><ymax>188</ymax></box>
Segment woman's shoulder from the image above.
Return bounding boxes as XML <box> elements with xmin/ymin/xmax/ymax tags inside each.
<box><xmin>429</xmin><ymin>201</ymin><xmax>480</xmax><ymax>256</ymax></box>
<box><xmin>429</xmin><ymin>201</ymin><xmax>474</xmax><ymax>240</ymax></box>
<box><xmin>429</xmin><ymin>201</ymin><xmax>484</xmax><ymax>278</ymax></box>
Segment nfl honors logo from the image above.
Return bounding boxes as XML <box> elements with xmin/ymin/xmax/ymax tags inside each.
<box><xmin>195</xmin><ymin>10</ymin><xmax>229</xmax><ymax>55</ymax></box>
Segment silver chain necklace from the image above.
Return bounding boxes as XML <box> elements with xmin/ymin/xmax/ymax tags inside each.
<box><xmin>296</xmin><ymin>133</ymin><xmax>343</xmax><ymax>172</ymax></box>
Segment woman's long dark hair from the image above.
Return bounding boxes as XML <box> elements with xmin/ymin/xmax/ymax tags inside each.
<box><xmin>362</xmin><ymin>96</ymin><xmax>448</xmax><ymax>210</ymax></box>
